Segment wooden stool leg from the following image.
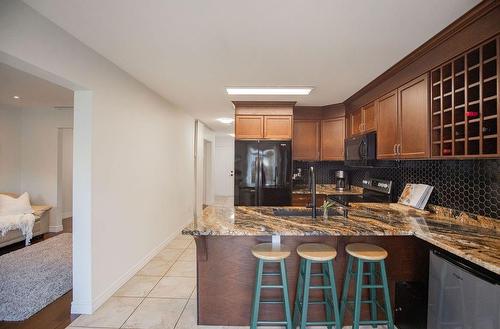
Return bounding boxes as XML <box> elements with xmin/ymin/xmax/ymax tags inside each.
<box><xmin>369</xmin><ymin>262</ymin><xmax>378</xmax><ymax>328</ymax></box>
<box><xmin>380</xmin><ymin>260</ymin><xmax>395</xmax><ymax>329</ymax></box>
<box><xmin>327</xmin><ymin>260</ymin><xmax>341</xmax><ymax>329</ymax></box>
<box><xmin>322</xmin><ymin>263</ymin><xmax>333</xmax><ymax>329</ymax></box>
<box><xmin>280</xmin><ymin>259</ymin><xmax>292</xmax><ymax>329</ymax></box>
<box><xmin>352</xmin><ymin>259</ymin><xmax>364</xmax><ymax>329</ymax></box>
<box><xmin>339</xmin><ymin>255</ymin><xmax>354</xmax><ymax>328</ymax></box>
<box><xmin>300</xmin><ymin>259</ymin><xmax>312</xmax><ymax>329</ymax></box>
<box><xmin>250</xmin><ymin>259</ymin><xmax>264</xmax><ymax>329</ymax></box>
<box><xmin>293</xmin><ymin>258</ymin><xmax>305</xmax><ymax>328</ymax></box>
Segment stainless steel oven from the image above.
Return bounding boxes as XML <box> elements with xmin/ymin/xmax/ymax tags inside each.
<box><xmin>344</xmin><ymin>132</ymin><xmax>377</xmax><ymax>164</ymax></box>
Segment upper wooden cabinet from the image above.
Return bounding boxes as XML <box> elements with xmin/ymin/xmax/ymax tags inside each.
<box><xmin>376</xmin><ymin>90</ymin><xmax>399</xmax><ymax>159</ymax></box>
<box><xmin>398</xmin><ymin>74</ymin><xmax>430</xmax><ymax>159</ymax></box>
<box><xmin>235</xmin><ymin>115</ymin><xmax>263</xmax><ymax>139</ymax></box>
<box><xmin>293</xmin><ymin>105</ymin><xmax>346</xmax><ymax>161</ymax></box>
<box><xmin>264</xmin><ymin>116</ymin><xmax>292</xmax><ymax>140</ymax></box>
<box><xmin>349</xmin><ymin>102</ymin><xmax>377</xmax><ymax>136</ymax></box>
<box><xmin>234</xmin><ymin>102</ymin><xmax>294</xmax><ymax>140</ymax></box>
<box><xmin>293</xmin><ymin>120</ymin><xmax>320</xmax><ymax>160</ymax></box>
<box><xmin>321</xmin><ymin>118</ymin><xmax>345</xmax><ymax>160</ymax></box>
<box><xmin>375</xmin><ymin>74</ymin><xmax>430</xmax><ymax>159</ymax></box>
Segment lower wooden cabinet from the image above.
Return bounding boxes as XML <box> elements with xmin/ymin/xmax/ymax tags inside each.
<box><xmin>291</xmin><ymin>193</ymin><xmax>326</xmax><ymax>207</ymax></box>
<box><xmin>321</xmin><ymin>118</ymin><xmax>345</xmax><ymax>160</ymax></box>
<box><xmin>293</xmin><ymin>120</ymin><xmax>320</xmax><ymax>160</ymax></box>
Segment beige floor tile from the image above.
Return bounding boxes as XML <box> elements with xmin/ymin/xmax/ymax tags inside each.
<box><xmin>148</xmin><ymin>276</ymin><xmax>195</xmax><ymax>299</ymax></box>
<box><xmin>166</xmin><ymin>237</ymin><xmax>191</xmax><ymax>249</ymax></box>
<box><xmin>178</xmin><ymin>248</ymin><xmax>196</xmax><ymax>262</ymax></box>
<box><xmin>166</xmin><ymin>261</ymin><xmax>196</xmax><ymax>277</ymax></box>
<box><xmin>156</xmin><ymin>248</ymin><xmax>183</xmax><ymax>261</ymax></box>
<box><xmin>138</xmin><ymin>258</ymin><xmax>174</xmax><ymax>276</ymax></box>
<box><xmin>175</xmin><ymin>234</ymin><xmax>193</xmax><ymax>241</ymax></box>
<box><xmin>69</xmin><ymin>297</ymin><xmax>142</xmax><ymax>328</ymax></box>
<box><xmin>122</xmin><ymin>298</ymin><xmax>187</xmax><ymax>329</ymax></box>
<box><xmin>114</xmin><ymin>276</ymin><xmax>161</xmax><ymax>297</ymax></box>
<box><xmin>186</xmin><ymin>241</ymin><xmax>196</xmax><ymax>250</ymax></box>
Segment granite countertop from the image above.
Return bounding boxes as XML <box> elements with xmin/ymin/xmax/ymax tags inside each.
<box><xmin>182</xmin><ymin>203</ymin><xmax>500</xmax><ymax>275</ymax></box>
<box><xmin>292</xmin><ymin>184</ymin><xmax>363</xmax><ymax>195</ymax></box>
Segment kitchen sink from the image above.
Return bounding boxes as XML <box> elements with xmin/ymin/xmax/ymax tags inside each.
<box><xmin>273</xmin><ymin>208</ymin><xmax>339</xmax><ymax>217</ymax></box>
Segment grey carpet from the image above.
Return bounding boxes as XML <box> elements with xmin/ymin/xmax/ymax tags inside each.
<box><xmin>0</xmin><ymin>233</ymin><xmax>72</xmax><ymax>321</ymax></box>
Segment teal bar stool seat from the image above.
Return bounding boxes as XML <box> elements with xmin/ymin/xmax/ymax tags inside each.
<box><xmin>339</xmin><ymin>243</ymin><xmax>394</xmax><ymax>329</ymax></box>
<box><xmin>250</xmin><ymin>243</ymin><xmax>292</xmax><ymax>329</ymax></box>
<box><xmin>293</xmin><ymin>243</ymin><xmax>341</xmax><ymax>329</ymax></box>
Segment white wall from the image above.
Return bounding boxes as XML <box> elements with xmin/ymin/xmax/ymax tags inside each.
<box><xmin>195</xmin><ymin>121</ymin><xmax>215</xmax><ymax>218</ymax></box>
<box><xmin>19</xmin><ymin>108</ymin><xmax>73</xmax><ymax>231</ymax></box>
<box><xmin>0</xmin><ymin>108</ymin><xmax>22</xmax><ymax>193</ymax></box>
<box><xmin>60</xmin><ymin>128</ymin><xmax>73</xmax><ymax>219</ymax></box>
<box><xmin>0</xmin><ymin>0</ymin><xmax>195</xmax><ymax>314</ymax></box>
<box><xmin>214</xmin><ymin>135</ymin><xmax>234</xmax><ymax>197</ymax></box>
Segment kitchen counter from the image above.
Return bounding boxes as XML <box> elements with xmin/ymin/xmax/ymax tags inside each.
<box><xmin>292</xmin><ymin>184</ymin><xmax>363</xmax><ymax>195</ymax></box>
<box><xmin>183</xmin><ymin>203</ymin><xmax>499</xmax><ymax>275</ymax></box>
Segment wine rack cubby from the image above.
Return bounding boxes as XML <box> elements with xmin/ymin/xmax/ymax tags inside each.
<box><xmin>431</xmin><ymin>36</ymin><xmax>499</xmax><ymax>158</ymax></box>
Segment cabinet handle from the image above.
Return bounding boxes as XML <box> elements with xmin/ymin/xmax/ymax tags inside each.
<box><xmin>393</xmin><ymin>144</ymin><xmax>397</xmax><ymax>155</ymax></box>
<box><xmin>397</xmin><ymin>144</ymin><xmax>401</xmax><ymax>155</ymax></box>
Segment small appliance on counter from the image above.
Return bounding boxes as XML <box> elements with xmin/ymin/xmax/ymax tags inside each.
<box><xmin>335</xmin><ymin>170</ymin><xmax>350</xmax><ymax>191</ymax></box>
<box><xmin>327</xmin><ymin>178</ymin><xmax>393</xmax><ymax>217</ymax></box>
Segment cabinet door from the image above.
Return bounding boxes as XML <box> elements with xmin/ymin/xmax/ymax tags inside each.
<box><xmin>398</xmin><ymin>74</ymin><xmax>430</xmax><ymax>159</ymax></box>
<box><xmin>235</xmin><ymin>115</ymin><xmax>263</xmax><ymax>139</ymax></box>
<box><xmin>264</xmin><ymin>116</ymin><xmax>292</xmax><ymax>140</ymax></box>
<box><xmin>350</xmin><ymin>109</ymin><xmax>363</xmax><ymax>136</ymax></box>
<box><xmin>293</xmin><ymin>120</ymin><xmax>320</xmax><ymax>160</ymax></box>
<box><xmin>321</xmin><ymin>118</ymin><xmax>345</xmax><ymax>160</ymax></box>
<box><xmin>377</xmin><ymin>90</ymin><xmax>399</xmax><ymax>159</ymax></box>
<box><xmin>363</xmin><ymin>102</ymin><xmax>377</xmax><ymax>132</ymax></box>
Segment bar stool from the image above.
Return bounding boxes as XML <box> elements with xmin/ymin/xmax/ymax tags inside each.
<box><xmin>293</xmin><ymin>243</ymin><xmax>341</xmax><ymax>329</ymax></box>
<box><xmin>339</xmin><ymin>243</ymin><xmax>394</xmax><ymax>329</ymax></box>
<box><xmin>250</xmin><ymin>243</ymin><xmax>292</xmax><ymax>329</ymax></box>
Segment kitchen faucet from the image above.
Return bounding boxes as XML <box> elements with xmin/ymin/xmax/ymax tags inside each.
<box><xmin>309</xmin><ymin>166</ymin><xmax>317</xmax><ymax>219</ymax></box>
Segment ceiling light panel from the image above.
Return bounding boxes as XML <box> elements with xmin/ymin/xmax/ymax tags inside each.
<box><xmin>226</xmin><ymin>87</ymin><xmax>313</xmax><ymax>95</ymax></box>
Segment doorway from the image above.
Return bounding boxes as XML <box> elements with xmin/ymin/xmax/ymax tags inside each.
<box><xmin>214</xmin><ymin>135</ymin><xmax>234</xmax><ymax>205</ymax></box>
<box><xmin>203</xmin><ymin>139</ymin><xmax>213</xmax><ymax>208</ymax></box>
<box><xmin>58</xmin><ymin>128</ymin><xmax>73</xmax><ymax>223</ymax></box>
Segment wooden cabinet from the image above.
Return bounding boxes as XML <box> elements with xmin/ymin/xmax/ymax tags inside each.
<box><xmin>264</xmin><ymin>116</ymin><xmax>293</xmax><ymax>140</ymax></box>
<box><xmin>293</xmin><ymin>120</ymin><xmax>320</xmax><ymax>160</ymax></box>
<box><xmin>235</xmin><ymin>116</ymin><xmax>263</xmax><ymax>139</ymax></box>
<box><xmin>377</xmin><ymin>90</ymin><xmax>399</xmax><ymax>159</ymax></box>
<box><xmin>350</xmin><ymin>109</ymin><xmax>363</xmax><ymax>136</ymax></box>
<box><xmin>398</xmin><ymin>74</ymin><xmax>429</xmax><ymax>159</ymax></box>
<box><xmin>349</xmin><ymin>102</ymin><xmax>377</xmax><ymax>136</ymax></box>
<box><xmin>321</xmin><ymin>118</ymin><xmax>345</xmax><ymax>160</ymax></box>
<box><xmin>234</xmin><ymin>101</ymin><xmax>294</xmax><ymax>140</ymax></box>
<box><xmin>376</xmin><ymin>74</ymin><xmax>430</xmax><ymax>159</ymax></box>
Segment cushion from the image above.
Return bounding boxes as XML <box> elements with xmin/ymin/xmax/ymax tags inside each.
<box><xmin>0</xmin><ymin>192</ymin><xmax>34</xmax><ymax>216</ymax></box>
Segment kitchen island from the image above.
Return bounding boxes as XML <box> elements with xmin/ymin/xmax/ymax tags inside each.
<box><xmin>182</xmin><ymin>204</ymin><xmax>499</xmax><ymax>326</ymax></box>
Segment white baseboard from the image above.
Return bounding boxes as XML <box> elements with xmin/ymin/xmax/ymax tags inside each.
<box><xmin>74</xmin><ymin>224</ymin><xmax>185</xmax><ymax>314</ymax></box>
<box><xmin>49</xmin><ymin>224</ymin><xmax>63</xmax><ymax>232</ymax></box>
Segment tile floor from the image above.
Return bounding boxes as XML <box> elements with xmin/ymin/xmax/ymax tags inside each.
<box><xmin>67</xmin><ymin>232</ymin><xmax>392</xmax><ymax>329</ymax></box>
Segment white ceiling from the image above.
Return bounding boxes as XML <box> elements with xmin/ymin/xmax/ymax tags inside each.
<box><xmin>0</xmin><ymin>63</ymin><xmax>73</xmax><ymax>110</ymax></box>
<box><xmin>24</xmin><ymin>0</ymin><xmax>480</xmax><ymax>133</ymax></box>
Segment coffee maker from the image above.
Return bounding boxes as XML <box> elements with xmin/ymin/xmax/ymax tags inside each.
<box><xmin>335</xmin><ymin>170</ymin><xmax>349</xmax><ymax>191</ymax></box>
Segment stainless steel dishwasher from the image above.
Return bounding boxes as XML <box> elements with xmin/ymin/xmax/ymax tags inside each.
<box><xmin>427</xmin><ymin>251</ymin><xmax>500</xmax><ymax>329</ymax></box>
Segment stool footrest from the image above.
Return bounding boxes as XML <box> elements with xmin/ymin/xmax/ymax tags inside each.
<box><xmin>260</xmin><ymin>284</ymin><xmax>284</xmax><ymax>289</ymax></box>
<box><xmin>359</xmin><ymin>320</ymin><xmax>390</xmax><ymax>325</ymax></box>
<box><xmin>257</xmin><ymin>320</ymin><xmax>289</xmax><ymax>325</ymax></box>
<box><xmin>306</xmin><ymin>321</ymin><xmax>339</xmax><ymax>326</ymax></box>
<box><xmin>361</xmin><ymin>284</ymin><xmax>384</xmax><ymax>288</ymax></box>
<box><xmin>262</xmin><ymin>272</ymin><xmax>281</xmax><ymax>276</ymax></box>
<box><xmin>259</xmin><ymin>300</ymin><xmax>284</xmax><ymax>304</ymax></box>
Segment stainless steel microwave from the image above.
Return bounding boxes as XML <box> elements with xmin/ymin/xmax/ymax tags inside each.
<box><xmin>345</xmin><ymin>132</ymin><xmax>377</xmax><ymax>164</ymax></box>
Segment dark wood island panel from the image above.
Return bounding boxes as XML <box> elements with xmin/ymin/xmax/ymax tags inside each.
<box><xmin>194</xmin><ymin>235</ymin><xmax>430</xmax><ymax>326</ymax></box>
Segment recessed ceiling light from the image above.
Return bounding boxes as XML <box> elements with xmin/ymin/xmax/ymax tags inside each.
<box><xmin>12</xmin><ymin>95</ymin><xmax>20</xmax><ymax>99</ymax></box>
<box><xmin>226</xmin><ymin>87</ymin><xmax>313</xmax><ymax>95</ymax></box>
<box><xmin>217</xmin><ymin>117</ymin><xmax>234</xmax><ymax>124</ymax></box>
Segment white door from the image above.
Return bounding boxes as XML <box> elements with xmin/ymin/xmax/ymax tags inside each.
<box><xmin>214</xmin><ymin>136</ymin><xmax>234</xmax><ymax>196</ymax></box>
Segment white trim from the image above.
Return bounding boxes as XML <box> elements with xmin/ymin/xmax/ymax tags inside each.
<box><xmin>49</xmin><ymin>224</ymin><xmax>63</xmax><ymax>232</ymax></box>
<box><xmin>75</xmin><ymin>226</ymin><xmax>184</xmax><ymax>314</ymax></box>
<box><xmin>62</xmin><ymin>211</ymin><xmax>72</xmax><ymax>219</ymax></box>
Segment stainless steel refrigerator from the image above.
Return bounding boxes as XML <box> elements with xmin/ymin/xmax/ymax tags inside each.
<box><xmin>234</xmin><ymin>140</ymin><xmax>292</xmax><ymax>206</ymax></box>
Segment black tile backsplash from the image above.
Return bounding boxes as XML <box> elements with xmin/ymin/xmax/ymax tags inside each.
<box><xmin>293</xmin><ymin>159</ymin><xmax>500</xmax><ymax>219</ymax></box>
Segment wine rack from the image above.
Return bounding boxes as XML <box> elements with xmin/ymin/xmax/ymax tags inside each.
<box><xmin>431</xmin><ymin>36</ymin><xmax>499</xmax><ymax>158</ymax></box>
